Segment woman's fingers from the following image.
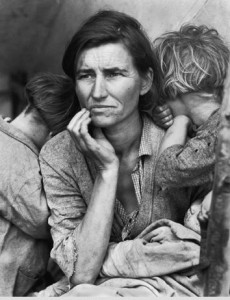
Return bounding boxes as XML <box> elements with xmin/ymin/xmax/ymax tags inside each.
<box><xmin>154</xmin><ymin>104</ymin><xmax>169</xmax><ymax>113</ymax></box>
<box><xmin>159</xmin><ymin>115</ymin><xmax>174</xmax><ymax>128</ymax></box>
<box><xmin>68</xmin><ymin>108</ymin><xmax>88</xmax><ymax>130</ymax></box>
<box><xmin>67</xmin><ymin>109</ymin><xmax>117</xmax><ymax>168</ymax></box>
<box><xmin>152</xmin><ymin>105</ymin><xmax>174</xmax><ymax>129</ymax></box>
<box><xmin>67</xmin><ymin>109</ymin><xmax>90</xmax><ymax>136</ymax></box>
<box><xmin>150</xmin><ymin>234</ymin><xmax>163</xmax><ymax>242</ymax></box>
<box><xmin>79</xmin><ymin>117</ymin><xmax>92</xmax><ymax>137</ymax></box>
<box><xmin>68</xmin><ymin>109</ymin><xmax>90</xmax><ymax>134</ymax></box>
<box><xmin>80</xmin><ymin>119</ymin><xmax>100</xmax><ymax>151</ymax></box>
<box><xmin>67</xmin><ymin>109</ymin><xmax>92</xmax><ymax>152</ymax></box>
<box><xmin>154</xmin><ymin>109</ymin><xmax>173</xmax><ymax>120</ymax></box>
<box><xmin>142</xmin><ymin>226</ymin><xmax>173</xmax><ymax>242</ymax></box>
<box><xmin>161</xmin><ymin>114</ymin><xmax>173</xmax><ymax>122</ymax></box>
<box><xmin>142</xmin><ymin>227</ymin><xmax>161</xmax><ymax>241</ymax></box>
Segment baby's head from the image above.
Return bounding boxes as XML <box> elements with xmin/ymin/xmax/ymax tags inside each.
<box><xmin>154</xmin><ymin>24</ymin><xmax>229</xmax><ymax>103</ymax></box>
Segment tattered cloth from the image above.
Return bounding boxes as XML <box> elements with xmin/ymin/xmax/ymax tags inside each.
<box><xmin>37</xmin><ymin>218</ymin><xmax>203</xmax><ymax>297</ymax></box>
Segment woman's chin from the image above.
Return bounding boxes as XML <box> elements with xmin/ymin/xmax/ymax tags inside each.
<box><xmin>91</xmin><ymin>117</ymin><xmax>115</xmax><ymax>128</ymax></box>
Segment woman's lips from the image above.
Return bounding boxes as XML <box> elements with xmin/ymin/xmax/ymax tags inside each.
<box><xmin>90</xmin><ymin>106</ymin><xmax>114</xmax><ymax>112</ymax></box>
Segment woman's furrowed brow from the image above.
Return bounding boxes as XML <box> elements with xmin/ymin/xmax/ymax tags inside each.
<box><xmin>103</xmin><ymin>67</ymin><xmax>128</xmax><ymax>72</ymax></box>
<box><xmin>76</xmin><ymin>67</ymin><xmax>128</xmax><ymax>74</ymax></box>
<box><xmin>76</xmin><ymin>68</ymin><xmax>94</xmax><ymax>74</ymax></box>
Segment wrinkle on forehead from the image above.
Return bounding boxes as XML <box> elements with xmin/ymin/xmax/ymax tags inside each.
<box><xmin>76</xmin><ymin>43</ymin><xmax>134</xmax><ymax>71</ymax></box>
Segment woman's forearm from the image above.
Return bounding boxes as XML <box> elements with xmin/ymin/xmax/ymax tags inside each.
<box><xmin>70</xmin><ymin>165</ymin><xmax>119</xmax><ymax>286</ymax></box>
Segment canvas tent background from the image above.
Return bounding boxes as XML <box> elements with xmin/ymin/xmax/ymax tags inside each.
<box><xmin>0</xmin><ymin>0</ymin><xmax>230</xmax><ymax>117</ymax></box>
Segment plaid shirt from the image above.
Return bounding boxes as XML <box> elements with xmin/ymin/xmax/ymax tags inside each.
<box><xmin>115</xmin><ymin>116</ymin><xmax>158</xmax><ymax>241</ymax></box>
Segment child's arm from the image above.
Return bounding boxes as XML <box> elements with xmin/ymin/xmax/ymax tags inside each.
<box><xmin>158</xmin><ymin>115</ymin><xmax>191</xmax><ymax>156</ymax></box>
<box><xmin>156</xmin><ymin>112</ymin><xmax>219</xmax><ymax>187</ymax></box>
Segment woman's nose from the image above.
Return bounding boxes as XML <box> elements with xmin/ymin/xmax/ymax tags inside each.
<box><xmin>92</xmin><ymin>76</ymin><xmax>108</xmax><ymax>100</ymax></box>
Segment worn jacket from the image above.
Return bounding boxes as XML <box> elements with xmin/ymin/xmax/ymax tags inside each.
<box><xmin>155</xmin><ymin>110</ymin><xmax>219</xmax><ymax>187</ymax></box>
<box><xmin>0</xmin><ymin>117</ymin><xmax>50</xmax><ymax>296</ymax></box>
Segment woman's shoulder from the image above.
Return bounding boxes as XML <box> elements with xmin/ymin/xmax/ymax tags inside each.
<box><xmin>142</xmin><ymin>113</ymin><xmax>165</xmax><ymax>140</ymax></box>
<box><xmin>41</xmin><ymin>130</ymin><xmax>72</xmax><ymax>152</ymax></box>
<box><xmin>40</xmin><ymin>130</ymin><xmax>84</xmax><ymax>164</ymax></box>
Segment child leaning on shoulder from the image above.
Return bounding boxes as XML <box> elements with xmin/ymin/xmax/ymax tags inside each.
<box><xmin>153</xmin><ymin>24</ymin><xmax>229</xmax><ymax>232</ymax></box>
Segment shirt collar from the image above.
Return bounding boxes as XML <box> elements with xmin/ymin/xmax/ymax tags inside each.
<box><xmin>0</xmin><ymin>116</ymin><xmax>39</xmax><ymax>155</ymax></box>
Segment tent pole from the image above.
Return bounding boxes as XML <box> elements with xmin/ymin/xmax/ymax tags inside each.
<box><xmin>203</xmin><ymin>65</ymin><xmax>230</xmax><ymax>296</ymax></box>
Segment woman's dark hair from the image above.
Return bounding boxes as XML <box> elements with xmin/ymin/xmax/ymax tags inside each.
<box><xmin>62</xmin><ymin>10</ymin><xmax>160</xmax><ymax>111</ymax></box>
<box><xmin>24</xmin><ymin>73</ymin><xmax>80</xmax><ymax>136</ymax></box>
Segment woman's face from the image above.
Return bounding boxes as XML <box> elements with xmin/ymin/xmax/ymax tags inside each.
<box><xmin>75</xmin><ymin>43</ymin><xmax>151</xmax><ymax>128</ymax></box>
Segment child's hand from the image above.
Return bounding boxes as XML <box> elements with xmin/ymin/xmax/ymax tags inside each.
<box><xmin>184</xmin><ymin>199</ymin><xmax>202</xmax><ymax>233</ymax></box>
<box><xmin>152</xmin><ymin>104</ymin><xmax>173</xmax><ymax>129</ymax></box>
<box><xmin>198</xmin><ymin>191</ymin><xmax>213</xmax><ymax>224</ymax></box>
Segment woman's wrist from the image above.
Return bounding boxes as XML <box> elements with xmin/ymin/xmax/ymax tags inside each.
<box><xmin>99</xmin><ymin>160</ymin><xmax>119</xmax><ymax>176</ymax></box>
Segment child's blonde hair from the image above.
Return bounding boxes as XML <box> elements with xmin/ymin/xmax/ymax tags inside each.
<box><xmin>153</xmin><ymin>25</ymin><xmax>230</xmax><ymax>100</ymax></box>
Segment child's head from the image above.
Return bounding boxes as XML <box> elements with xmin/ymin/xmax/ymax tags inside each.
<box><xmin>24</xmin><ymin>73</ymin><xmax>80</xmax><ymax>136</ymax></box>
<box><xmin>154</xmin><ymin>24</ymin><xmax>230</xmax><ymax>101</ymax></box>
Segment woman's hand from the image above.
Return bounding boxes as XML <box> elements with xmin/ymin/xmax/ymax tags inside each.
<box><xmin>67</xmin><ymin>109</ymin><xmax>119</xmax><ymax>171</ymax></box>
<box><xmin>142</xmin><ymin>226</ymin><xmax>177</xmax><ymax>243</ymax></box>
<box><xmin>152</xmin><ymin>104</ymin><xmax>173</xmax><ymax>129</ymax></box>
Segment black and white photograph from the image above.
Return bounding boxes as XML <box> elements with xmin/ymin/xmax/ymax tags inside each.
<box><xmin>0</xmin><ymin>0</ymin><xmax>230</xmax><ymax>297</ymax></box>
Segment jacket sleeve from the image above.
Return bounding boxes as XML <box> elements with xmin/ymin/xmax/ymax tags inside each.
<box><xmin>5</xmin><ymin>166</ymin><xmax>50</xmax><ymax>240</ymax></box>
<box><xmin>155</xmin><ymin>114</ymin><xmax>219</xmax><ymax>187</ymax></box>
<box><xmin>39</xmin><ymin>138</ymin><xmax>91</xmax><ymax>279</ymax></box>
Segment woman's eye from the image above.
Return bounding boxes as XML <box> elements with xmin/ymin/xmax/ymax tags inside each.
<box><xmin>107</xmin><ymin>72</ymin><xmax>121</xmax><ymax>78</ymax></box>
<box><xmin>77</xmin><ymin>74</ymin><xmax>94</xmax><ymax>80</ymax></box>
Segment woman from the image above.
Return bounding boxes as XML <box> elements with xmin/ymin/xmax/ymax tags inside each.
<box><xmin>40</xmin><ymin>10</ymin><xmax>206</xmax><ymax>296</ymax></box>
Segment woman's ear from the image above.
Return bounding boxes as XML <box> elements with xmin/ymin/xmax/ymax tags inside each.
<box><xmin>140</xmin><ymin>68</ymin><xmax>153</xmax><ymax>96</ymax></box>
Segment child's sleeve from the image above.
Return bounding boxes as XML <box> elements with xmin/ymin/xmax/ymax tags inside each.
<box><xmin>155</xmin><ymin>113</ymin><xmax>219</xmax><ymax>187</ymax></box>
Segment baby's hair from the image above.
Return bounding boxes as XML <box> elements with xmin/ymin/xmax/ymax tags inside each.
<box><xmin>153</xmin><ymin>24</ymin><xmax>230</xmax><ymax>99</ymax></box>
<box><xmin>24</xmin><ymin>73</ymin><xmax>80</xmax><ymax>136</ymax></box>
